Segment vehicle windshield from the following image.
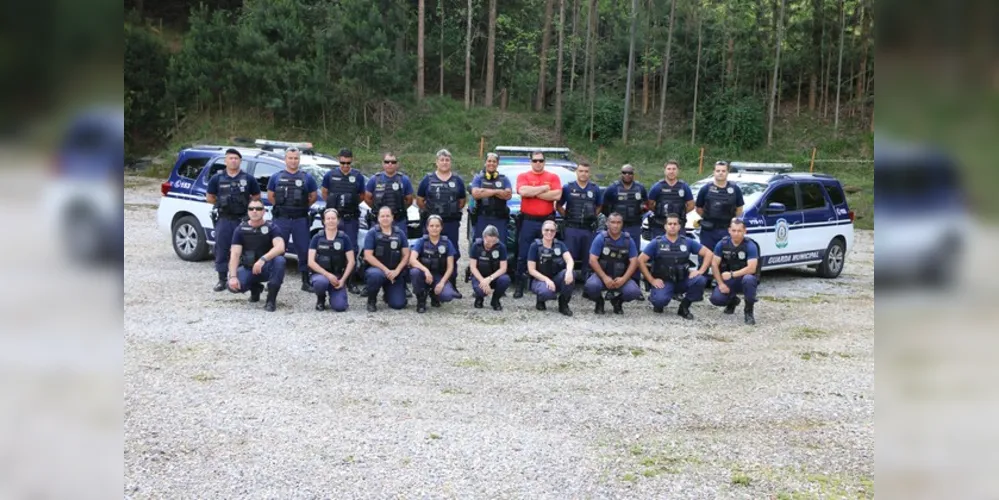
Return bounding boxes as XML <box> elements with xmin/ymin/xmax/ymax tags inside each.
<box><xmin>690</xmin><ymin>179</ymin><xmax>768</xmax><ymax>198</ymax></box>
<box><xmin>300</xmin><ymin>162</ymin><xmax>334</xmax><ymax>186</ymax></box>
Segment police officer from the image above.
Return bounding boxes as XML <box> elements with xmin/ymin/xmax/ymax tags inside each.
<box><xmin>206</xmin><ymin>148</ymin><xmax>260</xmax><ymax>291</ymax></box>
<box><xmin>307</xmin><ymin>208</ymin><xmax>355</xmax><ymax>312</ymax></box>
<box><xmin>637</xmin><ymin>214</ymin><xmax>713</xmax><ymax>318</ymax></box>
<box><xmin>365</xmin><ymin>152</ymin><xmax>415</xmax><ymax>236</ymax></box>
<box><xmin>417</xmin><ymin>149</ymin><xmax>467</xmax><ymax>294</ymax></box>
<box><xmin>320</xmin><ymin>148</ymin><xmax>365</xmax><ymax>294</ymax></box>
<box><xmin>468</xmin><ymin>225</ymin><xmax>511</xmax><ymax>311</ymax></box>
<box><xmin>362</xmin><ymin>206</ymin><xmax>411</xmax><ymax>311</ymax></box>
<box><xmin>556</xmin><ymin>161</ymin><xmax>602</xmax><ymax>282</ymax></box>
<box><xmin>695</xmin><ymin>160</ymin><xmax>745</xmax><ymax>263</ymax></box>
<box><xmin>226</xmin><ymin>200</ymin><xmax>287</xmax><ymax>312</ymax></box>
<box><xmin>647</xmin><ymin>160</ymin><xmax>694</xmax><ymax>240</ymax></box>
<box><xmin>585</xmin><ymin>213</ymin><xmax>642</xmax><ymax>314</ymax></box>
<box><xmin>267</xmin><ymin>146</ymin><xmax>319</xmax><ymax>292</ymax></box>
<box><xmin>513</xmin><ymin>151</ymin><xmax>563</xmax><ymax>298</ymax></box>
<box><xmin>602</xmin><ymin>164</ymin><xmax>648</xmax><ymax>296</ymax></box>
<box><xmin>469</xmin><ymin>152</ymin><xmax>512</xmax><ymax>246</ymax></box>
<box><xmin>526</xmin><ymin>220</ymin><xmax>575</xmax><ymax>316</ymax></box>
<box><xmin>709</xmin><ymin>219</ymin><xmax>759</xmax><ymax>325</ymax></box>
<box><xmin>408</xmin><ymin>215</ymin><xmax>459</xmax><ymax>313</ymax></box>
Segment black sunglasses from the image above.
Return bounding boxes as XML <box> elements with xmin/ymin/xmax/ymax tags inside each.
<box><xmin>531</xmin><ymin>159</ymin><xmax>545</xmax><ymax>163</ymax></box>
<box><xmin>621</xmin><ymin>171</ymin><xmax>635</xmax><ymax>175</ymax></box>
<box><xmin>340</xmin><ymin>161</ymin><xmax>352</xmax><ymax>165</ymax></box>
<box><xmin>383</xmin><ymin>160</ymin><xmax>398</xmax><ymax>164</ymax></box>
<box><xmin>248</xmin><ymin>206</ymin><xmax>265</xmax><ymax>211</ymax></box>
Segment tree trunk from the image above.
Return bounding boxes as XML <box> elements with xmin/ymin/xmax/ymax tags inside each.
<box><xmin>856</xmin><ymin>0</ymin><xmax>870</xmax><ymax>119</ymax></box>
<box><xmin>833</xmin><ymin>0</ymin><xmax>845</xmax><ymax>134</ymax></box>
<box><xmin>586</xmin><ymin>0</ymin><xmax>597</xmax><ymax>141</ymax></box>
<box><xmin>796</xmin><ymin>71</ymin><xmax>803</xmax><ymax>116</ymax></box>
<box><xmin>808</xmin><ymin>0</ymin><xmax>821</xmax><ymax>111</ymax></box>
<box><xmin>822</xmin><ymin>43</ymin><xmax>831</xmax><ymax>118</ymax></box>
<box><xmin>555</xmin><ymin>0</ymin><xmax>566</xmax><ymax>142</ymax></box>
<box><xmin>582</xmin><ymin>0</ymin><xmax>593</xmax><ymax>101</ymax></box>
<box><xmin>464</xmin><ymin>0</ymin><xmax>473</xmax><ymax>110</ymax></box>
<box><xmin>642</xmin><ymin>0</ymin><xmax>653</xmax><ymax>115</ymax></box>
<box><xmin>569</xmin><ymin>0</ymin><xmax>579</xmax><ymax>94</ymax></box>
<box><xmin>656</xmin><ymin>0</ymin><xmax>677</xmax><ymax>146</ymax></box>
<box><xmin>417</xmin><ymin>0</ymin><xmax>425</xmax><ymax>100</ymax></box>
<box><xmin>767</xmin><ymin>0</ymin><xmax>785</xmax><ymax>147</ymax></box>
<box><xmin>621</xmin><ymin>0</ymin><xmax>638</xmax><ymax>143</ymax></box>
<box><xmin>690</xmin><ymin>6</ymin><xmax>702</xmax><ymax>145</ymax></box>
<box><xmin>500</xmin><ymin>87</ymin><xmax>508</xmax><ymax>110</ymax></box>
<box><xmin>536</xmin><ymin>0</ymin><xmax>556</xmax><ymax>111</ymax></box>
<box><xmin>484</xmin><ymin>0</ymin><xmax>497</xmax><ymax>106</ymax></box>
<box><xmin>726</xmin><ymin>38</ymin><xmax>735</xmax><ymax>86</ymax></box>
<box><xmin>440</xmin><ymin>0</ymin><xmax>445</xmax><ymax>97</ymax></box>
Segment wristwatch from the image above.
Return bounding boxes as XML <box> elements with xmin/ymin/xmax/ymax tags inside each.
<box><xmin>259</xmin><ymin>255</ymin><xmax>268</xmax><ymax>263</ymax></box>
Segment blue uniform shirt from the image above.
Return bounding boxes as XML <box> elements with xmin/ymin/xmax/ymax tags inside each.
<box><xmin>266</xmin><ymin>169</ymin><xmax>318</xmax><ymax>195</ymax></box>
<box><xmin>648</xmin><ymin>180</ymin><xmax>693</xmax><ymax>205</ymax></box>
<box><xmin>713</xmin><ymin>239</ymin><xmax>759</xmax><ymax>259</ymax></box>
<box><xmin>309</xmin><ymin>231</ymin><xmax>355</xmax><ymax>253</ymax></box>
<box><xmin>470</xmin><ymin>172</ymin><xmax>513</xmax><ymax>191</ymax></box>
<box><xmin>366</xmin><ymin>173</ymin><xmax>414</xmax><ymax>197</ymax></box>
<box><xmin>362</xmin><ymin>227</ymin><xmax>407</xmax><ymax>251</ymax></box>
<box><xmin>527</xmin><ymin>240</ymin><xmax>570</xmax><ymax>262</ymax></box>
<box><xmin>589</xmin><ymin>232</ymin><xmax>638</xmax><ymax>258</ymax></box>
<box><xmin>642</xmin><ymin>236</ymin><xmax>703</xmax><ymax>259</ymax></box>
<box><xmin>558</xmin><ymin>181</ymin><xmax>603</xmax><ymax>209</ymax></box>
<box><xmin>694</xmin><ymin>182</ymin><xmax>745</xmax><ymax>211</ymax></box>
<box><xmin>410</xmin><ymin>236</ymin><xmax>458</xmax><ymax>257</ymax></box>
<box><xmin>416</xmin><ymin>174</ymin><xmax>468</xmax><ymax>200</ymax></box>
<box><xmin>207</xmin><ymin>170</ymin><xmax>261</xmax><ymax>197</ymax></box>
<box><xmin>321</xmin><ymin>168</ymin><xmax>366</xmax><ymax>194</ymax></box>
<box><xmin>602</xmin><ymin>183</ymin><xmax>649</xmax><ymax>205</ymax></box>
<box><xmin>231</xmin><ymin>221</ymin><xmax>283</xmax><ymax>246</ymax></box>
<box><xmin>470</xmin><ymin>240</ymin><xmax>508</xmax><ymax>261</ymax></box>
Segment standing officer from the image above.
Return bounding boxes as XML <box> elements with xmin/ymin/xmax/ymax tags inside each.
<box><xmin>206</xmin><ymin>148</ymin><xmax>260</xmax><ymax>292</ymax></box>
<box><xmin>709</xmin><ymin>219</ymin><xmax>759</xmax><ymax>325</ymax></box>
<box><xmin>648</xmin><ymin>160</ymin><xmax>694</xmax><ymax>240</ymax></box>
<box><xmin>513</xmin><ymin>151</ymin><xmax>563</xmax><ymax>298</ymax></box>
<box><xmin>362</xmin><ymin>206</ymin><xmax>411</xmax><ymax>311</ymax></box>
<box><xmin>468</xmin><ymin>225</ymin><xmax>511</xmax><ymax>311</ymax></box>
<box><xmin>637</xmin><ymin>214</ymin><xmax>713</xmax><ymax>318</ymax></box>
<box><xmin>603</xmin><ymin>164</ymin><xmax>647</xmax><ymax>243</ymax></box>
<box><xmin>416</xmin><ymin>149</ymin><xmax>467</xmax><ymax>294</ymax></box>
<box><xmin>408</xmin><ymin>215</ymin><xmax>459</xmax><ymax>313</ymax></box>
<box><xmin>320</xmin><ymin>148</ymin><xmax>365</xmax><ymax>294</ymax></box>
<box><xmin>526</xmin><ymin>220</ymin><xmax>575</xmax><ymax>316</ymax></box>
<box><xmin>469</xmin><ymin>152</ymin><xmax>512</xmax><ymax>245</ymax></box>
<box><xmin>307</xmin><ymin>208</ymin><xmax>355</xmax><ymax>312</ymax></box>
<box><xmin>365</xmin><ymin>152</ymin><xmax>415</xmax><ymax>236</ymax></box>
<box><xmin>585</xmin><ymin>213</ymin><xmax>642</xmax><ymax>314</ymax></box>
<box><xmin>267</xmin><ymin>146</ymin><xmax>319</xmax><ymax>292</ymax></box>
<box><xmin>695</xmin><ymin>160</ymin><xmax>745</xmax><ymax>262</ymax></box>
<box><xmin>226</xmin><ymin>200</ymin><xmax>287</xmax><ymax>312</ymax></box>
<box><xmin>556</xmin><ymin>161</ymin><xmax>602</xmax><ymax>283</ymax></box>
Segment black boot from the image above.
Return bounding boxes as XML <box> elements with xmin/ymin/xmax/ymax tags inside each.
<box><xmin>474</xmin><ymin>296</ymin><xmax>485</xmax><ymax>308</ymax></box>
<box><xmin>300</xmin><ymin>273</ymin><xmax>311</xmax><ymax>292</ymax></box>
<box><xmin>724</xmin><ymin>296</ymin><xmax>741</xmax><ymax>315</ymax></box>
<box><xmin>405</xmin><ymin>284</ymin><xmax>413</xmax><ymax>298</ymax></box>
<box><xmin>264</xmin><ymin>286</ymin><xmax>279</xmax><ymax>312</ymax></box>
<box><xmin>653</xmin><ymin>304</ymin><xmax>664</xmax><ymax>314</ymax></box>
<box><xmin>430</xmin><ymin>292</ymin><xmax>442</xmax><ymax>308</ymax></box>
<box><xmin>348</xmin><ymin>282</ymin><xmax>361</xmax><ymax>295</ymax></box>
<box><xmin>450</xmin><ymin>276</ymin><xmax>462</xmax><ymax>299</ymax></box>
<box><xmin>249</xmin><ymin>284</ymin><xmax>263</xmax><ymax>303</ymax></box>
<box><xmin>744</xmin><ymin>301</ymin><xmax>756</xmax><ymax>325</ymax></box>
<box><xmin>513</xmin><ymin>276</ymin><xmax>525</xmax><ymax>299</ymax></box>
<box><xmin>557</xmin><ymin>295</ymin><xmax>573</xmax><ymax>317</ymax></box>
<box><xmin>490</xmin><ymin>294</ymin><xmax>503</xmax><ymax>311</ymax></box>
<box><xmin>594</xmin><ymin>296</ymin><xmax>605</xmax><ymax>315</ymax></box>
<box><xmin>366</xmin><ymin>293</ymin><xmax>378</xmax><ymax>312</ymax></box>
<box><xmin>611</xmin><ymin>297</ymin><xmax>624</xmax><ymax>315</ymax></box>
<box><xmin>536</xmin><ymin>296</ymin><xmax>547</xmax><ymax>311</ymax></box>
<box><xmin>213</xmin><ymin>271</ymin><xmax>227</xmax><ymax>292</ymax></box>
<box><xmin>315</xmin><ymin>293</ymin><xmax>326</xmax><ymax>311</ymax></box>
<box><xmin>677</xmin><ymin>298</ymin><xmax>694</xmax><ymax>320</ymax></box>
<box><xmin>416</xmin><ymin>292</ymin><xmax>428</xmax><ymax>313</ymax></box>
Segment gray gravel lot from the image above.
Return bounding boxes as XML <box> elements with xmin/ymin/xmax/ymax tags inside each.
<box><xmin>125</xmin><ymin>177</ymin><xmax>873</xmax><ymax>499</ymax></box>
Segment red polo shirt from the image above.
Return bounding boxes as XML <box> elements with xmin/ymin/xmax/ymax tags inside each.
<box><xmin>516</xmin><ymin>169</ymin><xmax>562</xmax><ymax>217</ymax></box>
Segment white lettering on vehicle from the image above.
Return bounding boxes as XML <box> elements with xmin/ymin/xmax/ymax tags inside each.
<box><xmin>766</xmin><ymin>251</ymin><xmax>821</xmax><ymax>265</ymax></box>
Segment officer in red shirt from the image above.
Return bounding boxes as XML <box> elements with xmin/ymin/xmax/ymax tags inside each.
<box><xmin>513</xmin><ymin>151</ymin><xmax>563</xmax><ymax>298</ymax></box>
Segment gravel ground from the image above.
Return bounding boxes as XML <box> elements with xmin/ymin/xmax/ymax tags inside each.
<box><xmin>125</xmin><ymin>177</ymin><xmax>873</xmax><ymax>499</ymax></box>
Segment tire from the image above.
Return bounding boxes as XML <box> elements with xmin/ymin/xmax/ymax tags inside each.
<box><xmin>172</xmin><ymin>215</ymin><xmax>210</xmax><ymax>261</ymax></box>
<box><xmin>817</xmin><ymin>238</ymin><xmax>846</xmax><ymax>278</ymax></box>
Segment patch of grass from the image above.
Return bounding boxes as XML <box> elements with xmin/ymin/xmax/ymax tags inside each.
<box><xmin>697</xmin><ymin>333</ymin><xmax>734</xmax><ymax>343</ymax></box>
<box><xmin>440</xmin><ymin>387</ymin><xmax>471</xmax><ymax>395</ymax></box>
<box><xmin>454</xmin><ymin>358</ymin><xmax>486</xmax><ymax>369</ymax></box>
<box><xmin>792</xmin><ymin>326</ymin><xmax>829</xmax><ymax>339</ymax></box>
<box><xmin>513</xmin><ymin>335</ymin><xmax>553</xmax><ymax>343</ymax></box>
<box><xmin>800</xmin><ymin>351</ymin><xmax>829</xmax><ymax>361</ymax></box>
<box><xmin>576</xmin><ymin>344</ymin><xmax>653</xmax><ymax>356</ymax></box>
<box><xmin>428</xmin><ymin>433</ymin><xmax>442</xmax><ymax>440</ymax></box>
<box><xmin>190</xmin><ymin>373</ymin><xmax>217</xmax><ymax>382</ymax></box>
<box><xmin>731</xmin><ymin>471</ymin><xmax>752</xmax><ymax>486</ymax></box>
<box><xmin>621</xmin><ymin>473</ymin><xmax>638</xmax><ymax>482</ymax></box>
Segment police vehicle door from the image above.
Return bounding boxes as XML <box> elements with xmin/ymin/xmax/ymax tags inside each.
<box><xmin>757</xmin><ymin>182</ymin><xmax>803</xmax><ymax>267</ymax></box>
<box><xmin>795</xmin><ymin>181</ymin><xmax>835</xmax><ymax>263</ymax></box>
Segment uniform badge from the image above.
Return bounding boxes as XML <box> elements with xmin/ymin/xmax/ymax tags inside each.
<box><xmin>587</xmin><ymin>191</ymin><xmax>594</xmax><ymax>198</ymax></box>
<box><xmin>738</xmin><ymin>251</ymin><xmax>746</xmax><ymax>259</ymax></box>
<box><xmin>438</xmin><ymin>245</ymin><xmax>447</xmax><ymax>254</ymax></box>
<box><xmin>491</xmin><ymin>250</ymin><xmax>499</xmax><ymax>258</ymax></box>
<box><xmin>680</xmin><ymin>245</ymin><xmax>687</xmax><ymax>252</ymax></box>
<box><xmin>240</xmin><ymin>179</ymin><xmax>247</xmax><ymax>186</ymax></box>
<box><xmin>602</xmin><ymin>247</ymin><xmax>610</xmax><ymax>256</ymax></box>
<box><xmin>295</xmin><ymin>179</ymin><xmax>303</xmax><ymax>187</ymax></box>
<box><xmin>349</xmin><ymin>176</ymin><xmax>356</xmax><ymax>183</ymax></box>
<box><xmin>448</xmin><ymin>181</ymin><xmax>455</xmax><ymax>188</ymax></box>
<box><xmin>333</xmin><ymin>241</ymin><xmax>342</xmax><ymax>250</ymax></box>
<box><xmin>635</xmin><ymin>193</ymin><xmax>642</xmax><ymax>200</ymax></box>
<box><xmin>775</xmin><ymin>218</ymin><xmax>790</xmax><ymax>249</ymax></box>
<box><xmin>678</xmin><ymin>189</ymin><xmax>684</xmax><ymax>197</ymax></box>
<box><xmin>554</xmin><ymin>248</ymin><xmax>562</xmax><ymax>255</ymax></box>
<box><xmin>392</xmin><ymin>182</ymin><xmax>400</xmax><ymax>191</ymax></box>
<box><xmin>727</xmin><ymin>187</ymin><xmax>734</xmax><ymax>194</ymax></box>
<box><xmin>261</xmin><ymin>226</ymin><xmax>269</xmax><ymax>234</ymax></box>
<box><xmin>390</xmin><ymin>241</ymin><xmax>399</xmax><ymax>249</ymax></box>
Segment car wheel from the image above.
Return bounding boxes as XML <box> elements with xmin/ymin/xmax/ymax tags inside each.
<box><xmin>817</xmin><ymin>238</ymin><xmax>846</xmax><ymax>278</ymax></box>
<box><xmin>172</xmin><ymin>215</ymin><xmax>210</xmax><ymax>261</ymax></box>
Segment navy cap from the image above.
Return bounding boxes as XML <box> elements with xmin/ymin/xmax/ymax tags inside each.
<box><xmin>225</xmin><ymin>148</ymin><xmax>242</xmax><ymax>158</ymax></box>
<box><xmin>338</xmin><ymin>148</ymin><xmax>353</xmax><ymax>158</ymax></box>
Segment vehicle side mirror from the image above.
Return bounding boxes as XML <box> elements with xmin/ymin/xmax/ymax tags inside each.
<box><xmin>765</xmin><ymin>202</ymin><xmax>786</xmax><ymax>214</ymax></box>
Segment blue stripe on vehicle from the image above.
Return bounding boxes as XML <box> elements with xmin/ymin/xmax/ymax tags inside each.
<box><xmin>746</xmin><ymin>220</ymin><xmax>851</xmax><ymax>234</ymax></box>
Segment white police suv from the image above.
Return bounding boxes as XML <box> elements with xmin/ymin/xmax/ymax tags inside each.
<box><xmin>157</xmin><ymin>140</ymin><xmax>421</xmax><ymax>262</ymax></box>
<box><xmin>641</xmin><ymin>163</ymin><xmax>855</xmax><ymax>278</ymax></box>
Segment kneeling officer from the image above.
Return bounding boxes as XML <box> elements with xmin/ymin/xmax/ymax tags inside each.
<box><xmin>408</xmin><ymin>215</ymin><xmax>459</xmax><ymax>313</ymax></box>
<box><xmin>226</xmin><ymin>200</ymin><xmax>287</xmax><ymax>312</ymax></box>
<box><xmin>526</xmin><ymin>220</ymin><xmax>575</xmax><ymax>316</ymax></box>
<box><xmin>637</xmin><ymin>214</ymin><xmax>713</xmax><ymax>318</ymax></box>
<box><xmin>307</xmin><ymin>208</ymin><xmax>355</xmax><ymax>312</ymax></box>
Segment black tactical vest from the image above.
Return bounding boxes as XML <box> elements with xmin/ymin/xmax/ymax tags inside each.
<box><xmin>472</xmin><ymin>238</ymin><xmax>504</xmax><ymax>277</ymax></box>
<box><xmin>371</xmin><ymin>173</ymin><xmax>407</xmax><ymax>221</ymax></box>
<box><xmin>425</xmin><ymin>174</ymin><xmax>461</xmax><ymax>220</ymax></box>
<box><xmin>565</xmin><ymin>182</ymin><xmax>598</xmax><ymax>228</ymax></box>
<box><xmin>652</xmin><ymin>180</ymin><xmax>688</xmax><ymax>226</ymax></box>
<box><xmin>534</xmin><ymin>239</ymin><xmax>567</xmax><ymax>279</ymax></box>
<box><xmin>236</xmin><ymin>221</ymin><xmax>277</xmax><ymax>267</ymax></box>
<box><xmin>372</xmin><ymin>228</ymin><xmax>405</xmax><ymax>269</ymax></box>
<box><xmin>596</xmin><ymin>231</ymin><xmax>633</xmax><ymax>279</ymax></box>
<box><xmin>652</xmin><ymin>236</ymin><xmax>693</xmax><ymax>282</ymax></box>
<box><xmin>477</xmin><ymin>174</ymin><xmax>511</xmax><ymax>218</ymax></box>
<box><xmin>273</xmin><ymin>170</ymin><xmax>310</xmax><ymax>218</ymax></box>
<box><xmin>324</xmin><ymin>169</ymin><xmax>362</xmax><ymax>218</ymax></box>
<box><xmin>215</xmin><ymin>171</ymin><xmax>252</xmax><ymax>217</ymax></box>
<box><xmin>718</xmin><ymin>237</ymin><xmax>750</xmax><ymax>273</ymax></box>
<box><xmin>703</xmin><ymin>183</ymin><xmax>738</xmax><ymax>225</ymax></box>
<box><xmin>314</xmin><ymin>232</ymin><xmax>350</xmax><ymax>275</ymax></box>
<box><xmin>417</xmin><ymin>236</ymin><xmax>451</xmax><ymax>275</ymax></box>
<box><xmin>610</xmin><ymin>182</ymin><xmax>645</xmax><ymax>226</ymax></box>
